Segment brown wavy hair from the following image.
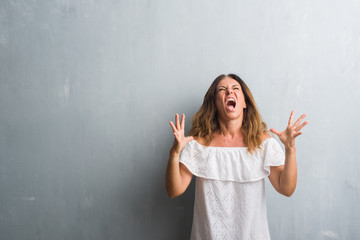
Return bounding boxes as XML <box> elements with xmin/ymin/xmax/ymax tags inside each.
<box><xmin>188</xmin><ymin>73</ymin><xmax>269</xmax><ymax>154</ymax></box>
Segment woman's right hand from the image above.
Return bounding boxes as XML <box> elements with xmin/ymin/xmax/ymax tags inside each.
<box><xmin>169</xmin><ymin>113</ymin><xmax>194</xmax><ymax>155</ymax></box>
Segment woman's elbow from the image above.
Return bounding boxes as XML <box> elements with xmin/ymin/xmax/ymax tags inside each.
<box><xmin>277</xmin><ymin>180</ymin><xmax>297</xmax><ymax>197</ymax></box>
<box><xmin>167</xmin><ymin>192</ymin><xmax>183</xmax><ymax>199</ymax></box>
<box><xmin>167</xmin><ymin>191</ymin><xmax>177</xmax><ymax>199</ymax></box>
<box><xmin>279</xmin><ymin>187</ymin><xmax>296</xmax><ymax>197</ymax></box>
<box><xmin>282</xmin><ymin>191</ymin><xmax>293</xmax><ymax>197</ymax></box>
<box><xmin>168</xmin><ymin>194</ymin><xmax>178</xmax><ymax>199</ymax></box>
<box><xmin>166</xmin><ymin>188</ymin><xmax>184</xmax><ymax>199</ymax></box>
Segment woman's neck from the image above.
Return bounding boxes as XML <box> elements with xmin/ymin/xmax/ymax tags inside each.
<box><xmin>216</xmin><ymin>119</ymin><xmax>243</xmax><ymax>139</ymax></box>
<box><xmin>211</xmin><ymin>121</ymin><xmax>246</xmax><ymax>147</ymax></box>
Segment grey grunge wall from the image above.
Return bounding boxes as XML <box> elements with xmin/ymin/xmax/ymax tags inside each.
<box><xmin>0</xmin><ymin>0</ymin><xmax>359</xmax><ymax>239</ymax></box>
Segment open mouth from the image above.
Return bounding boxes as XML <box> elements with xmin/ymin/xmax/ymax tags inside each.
<box><xmin>226</xmin><ymin>98</ymin><xmax>236</xmax><ymax>111</ymax></box>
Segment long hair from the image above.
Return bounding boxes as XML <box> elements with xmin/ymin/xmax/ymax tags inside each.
<box><xmin>188</xmin><ymin>73</ymin><xmax>268</xmax><ymax>154</ymax></box>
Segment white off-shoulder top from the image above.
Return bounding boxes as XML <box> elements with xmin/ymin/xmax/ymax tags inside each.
<box><xmin>179</xmin><ymin>137</ymin><xmax>285</xmax><ymax>240</ymax></box>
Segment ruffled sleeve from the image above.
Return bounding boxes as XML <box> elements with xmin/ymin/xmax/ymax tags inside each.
<box><xmin>178</xmin><ymin>140</ymin><xmax>201</xmax><ymax>176</ymax></box>
<box><xmin>179</xmin><ymin>138</ymin><xmax>285</xmax><ymax>183</ymax></box>
<box><xmin>262</xmin><ymin>138</ymin><xmax>285</xmax><ymax>174</ymax></box>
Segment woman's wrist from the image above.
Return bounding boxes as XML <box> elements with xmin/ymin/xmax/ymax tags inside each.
<box><xmin>170</xmin><ymin>148</ymin><xmax>181</xmax><ymax>157</ymax></box>
<box><xmin>285</xmin><ymin>145</ymin><xmax>296</xmax><ymax>152</ymax></box>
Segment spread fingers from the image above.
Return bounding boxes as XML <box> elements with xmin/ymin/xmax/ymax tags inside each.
<box><xmin>175</xmin><ymin>113</ymin><xmax>180</xmax><ymax>130</ymax></box>
<box><xmin>294</xmin><ymin>113</ymin><xmax>307</xmax><ymax>127</ymax></box>
<box><xmin>180</xmin><ymin>114</ymin><xmax>185</xmax><ymax>130</ymax></box>
<box><xmin>295</xmin><ymin>120</ymin><xmax>309</xmax><ymax>132</ymax></box>
<box><xmin>169</xmin><ymin>121</ymin><xmax>177</xmax><ymax>132</ymax></box>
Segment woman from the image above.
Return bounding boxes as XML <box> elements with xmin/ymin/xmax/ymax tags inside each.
<box><xmin>165</xmin><ymin>73</ymin><xmax>309</xmax><ymax>239</ymax></box>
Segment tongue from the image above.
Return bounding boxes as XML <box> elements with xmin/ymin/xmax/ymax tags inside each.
<box><xmin>226</xmin><ymin>104</ymin><xmax>235</xmax><ymax>111</ymax></box>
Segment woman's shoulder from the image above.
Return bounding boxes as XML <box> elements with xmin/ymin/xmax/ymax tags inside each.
<box><xmin>193</xmin><ymin>136</ymin><xmax>206</xmax><ymax>145</ymax></box>
<box><xmin>262</xmin><ymin>131</ymin><xmax>271</xmax><ymax>139</ymax></box>
<box><xmin>260</xmin><ymin>131</ymin><xmax>273</xmax><ymax>145</ymax></box>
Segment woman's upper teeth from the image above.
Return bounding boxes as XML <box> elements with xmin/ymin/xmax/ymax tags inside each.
<box><xmin>227</xmin><ymin>98</ymin><xmax>235</xmax><ymax>104</ymax></box>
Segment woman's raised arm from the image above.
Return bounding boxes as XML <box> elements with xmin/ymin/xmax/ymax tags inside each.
<box><xmin>165</xmin><ymin>113</ymin><xmax>194</xmax><ymax>198</ymax></box>
<box><xmin>268</xmin><ymin>110</ymin><xmax>309</xmax><ymax>197</ymax></box>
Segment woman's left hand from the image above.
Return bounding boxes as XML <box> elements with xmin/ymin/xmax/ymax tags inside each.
<box><xmin>270</xmin><ymin>110</ymin><xmax>309</xmax><ymax>149</ymax></box>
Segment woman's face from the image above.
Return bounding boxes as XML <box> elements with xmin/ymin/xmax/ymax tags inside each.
<box><xmin>214</xmin><ymin>77</ymin><xmax>246</xmax><ymax>121</ymax></box>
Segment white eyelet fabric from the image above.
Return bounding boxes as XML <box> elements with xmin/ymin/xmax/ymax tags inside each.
<box><xmin>179</xmin><ymin>137</ymin><xmax>285</xmax><ymax>240</ymax></box>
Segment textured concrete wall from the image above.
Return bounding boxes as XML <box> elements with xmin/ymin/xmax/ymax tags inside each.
<box><xmin>0</xmin><ymin>0</ymin><xmax>359</xmax><ymax>239</ymax></box>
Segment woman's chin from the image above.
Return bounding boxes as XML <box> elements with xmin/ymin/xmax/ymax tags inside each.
<box><xmin>221</xmin><ymin>111</ymin><xmax>243</xmax><ymax>120</ymax></box>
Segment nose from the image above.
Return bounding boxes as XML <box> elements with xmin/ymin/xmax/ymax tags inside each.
<box><xmin>226</xmin><ymin>88</ymin><xmax>233</xmax><ymax>94</ymax></box>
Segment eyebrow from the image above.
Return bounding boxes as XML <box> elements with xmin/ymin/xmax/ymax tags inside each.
<box><xmin>218</xmin><ymin>84</ymin><xmax>240</xmax><ymax>88</ymax></box>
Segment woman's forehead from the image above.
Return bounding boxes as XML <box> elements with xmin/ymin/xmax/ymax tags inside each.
<box><xmin>217</xmin><ymin>77</ymin><xmax>239</xmax><ymax>87</ymax></box>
